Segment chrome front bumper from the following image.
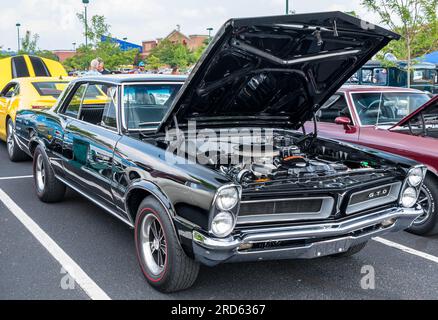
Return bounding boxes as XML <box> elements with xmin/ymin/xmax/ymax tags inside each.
<box><xmin>192</xmin><ymin>206</ymin><xmax>423</xmax><ymax>266</ymax></box>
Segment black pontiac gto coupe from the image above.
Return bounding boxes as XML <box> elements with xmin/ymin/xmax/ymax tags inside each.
<box><xmin>13</xmin><ymin>12</ymin><xmax>426</xmax><ymax>292</ymax></box>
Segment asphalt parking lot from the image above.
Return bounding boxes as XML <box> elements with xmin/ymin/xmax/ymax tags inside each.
<box><xmin>0</xmin><ymin>143</ymin><xmax>437</xmax><ymax>300</ymax></box>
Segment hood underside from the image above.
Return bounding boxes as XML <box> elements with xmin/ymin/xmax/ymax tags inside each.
<box><xmin>158</xmin><ymin>12</ymin><xmax>400</xmax><ymax>132</ymax></box>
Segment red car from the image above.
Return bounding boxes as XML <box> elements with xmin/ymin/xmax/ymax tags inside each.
<box><xmin>307</xmin><ymin>85</ymin><xmax>438</xmax><ymax>236</ymax></box>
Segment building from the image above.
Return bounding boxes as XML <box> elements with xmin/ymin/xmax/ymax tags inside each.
<box><xmin>100</xmin><ymin>36</ymin><xmax>143</xmax><ymax>53</ymax></box>
<box><xmin>52</xmin><ymin>50</ymin><xmax>77</xmax><ymax>62</ymax></box>
<box><xmin>141</xmin><ymin>30</ymin><xmax>208</xmax><ymax>58</ymax></box>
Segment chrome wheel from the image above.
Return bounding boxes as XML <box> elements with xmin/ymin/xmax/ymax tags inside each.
<box><xmin>413</xmin><ymin>186</ymin><xmax>432</xmax><ymax>225</ymax></box>
<box><xmin>7</xmin><ymin>121</ymin><xmax>14</xmax><ymax>156</ymax></box>
<box><xmin>35</xmin><ymin>154</ymin><xmax>46</xmax><ymax>192</ymax></box>
<box><xmin>140</xmin><ymin>213</ymin><xmax>167</xmax><ymax>276</ymax></box>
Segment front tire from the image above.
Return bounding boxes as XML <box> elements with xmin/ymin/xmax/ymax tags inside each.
<box><xmin>33</xmin><ymin>145</ymin><xmax>66</xmax><ymax>203</ymax></box>
<box><xmin>407</xmin><ymin>176</ymin><xmax>438</xmax><ymax>236</ymax></box>
<box><xmin>6</xmin><ymin>118</ymin><xmax>29</xmax><ymax>162</ymax></box>
<box><xmin>135</xmin><ymin>197</ymin><xmax>200</xmax><ymax>293</ymax></box>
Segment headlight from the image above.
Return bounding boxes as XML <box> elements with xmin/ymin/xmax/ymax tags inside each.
<box><xmin>408</xmin><ymin>167</ymin><xmax>424</xmax><ymax>187</ymax></box>
<box><xmin>401</xmin><ymin>187</ymin><xmax>417</xmax><ymax>208</ymax></box>
<box><xmin>211</xmin><ymin>212</ymin><xmax>235</xmax><ymax>237</ymax></box>
<box><xmin>215</xmin><ymin>186</ymin><xmax>239</xmax><ymax>211</ymax></box>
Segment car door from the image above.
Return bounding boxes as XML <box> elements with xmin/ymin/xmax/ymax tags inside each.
<box><xmin>307</xmin><ymin>93</ymin><xmax>360</xmax><ymax>143</ymax></box>
<box><xmin>61</xmin><ymin>82</ymin><xmax>122</xmax><ymax>207</ymax></box>
<box><xmin>0</xmin><ymin>82</ymin><xmax>18</xmax><ymax>140</ymax></box>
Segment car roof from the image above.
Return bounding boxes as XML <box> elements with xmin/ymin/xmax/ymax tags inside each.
<box><xmin>339</xmin><ymin>85</ymin><xmax>424</xmax><ymax>93</ymax></box>
<box><xmin>10</xmin><ymin>76</ymin><xmax>73</xmax><ymax>84</ymax></box>
<box><xmin>72</xmin><ymin>74</ymin><xmax>188</xmax><ymax>84</ymax></box>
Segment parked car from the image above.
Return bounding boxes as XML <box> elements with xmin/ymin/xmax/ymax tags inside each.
<box><xmin>0</xmin><ymin>55</ymin><xmax>67</xmax><ymax>91</ymax></box>
<box><xmin>309</xmin><ymin>85</ymin><xmax>438</xmax><ymax>235</ymax></box>
<box><xmin>0</xmin><ymin>76</ymin><xmax>71</xmax><ymax>161</ymax></box>
<box><xmin>13</xmin><ymin>12</ymin><xmax>426</xmax><ymax>292</ymax></box>
<box><xmin>347</xmin><ymin>60</ymin><xmax>438</xmax><ymax>94</ymax></box>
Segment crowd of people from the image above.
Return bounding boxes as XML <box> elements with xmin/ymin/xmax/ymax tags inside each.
<box><xmin>81</xmin><ymin>58</ymin><xmax>181</xmax><ymax>76</ymax></box>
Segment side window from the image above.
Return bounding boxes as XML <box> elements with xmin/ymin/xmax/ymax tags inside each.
<box><xmin>79</xmin><ymin>83</ymin><xmax>118</xmax><ymax>130</ymax></box>
<box><xmin>317</xmin><ymin>94</ymin><xmax>351</xmax><ymax>123</ymax></box>
<box><xmin>63</xmin><ymin>84</ymin><xmax>87</xmax><ymax>118</ymax></box>
<box><xmin>102</xmin><ymin>86</ymin><xmax>118</xmax><ymax>129</ymax></box>
<box><xmin>1</xmin><ymin>83</ymin><xmax>18</xmax><ymax>98</ymax></box>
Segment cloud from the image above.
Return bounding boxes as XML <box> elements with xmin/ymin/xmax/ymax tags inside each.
<box><xmin>0</xmin><ymin>0</ymin><xmax>380</xmax><ymax>50</ymax></box>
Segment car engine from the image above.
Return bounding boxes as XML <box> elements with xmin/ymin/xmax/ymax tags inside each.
<box><xmin>162</xmin><ymin>130</ymin><xmax>387</xmax><ymax>190</ymax></box>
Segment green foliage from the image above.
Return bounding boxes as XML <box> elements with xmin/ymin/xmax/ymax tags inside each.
<box><xmin>144</xmin><ymin>38</ymin><xmax>209</xmax><ymax>69</ymax></box>
<box><xmin>361</xmin><ymin>0</ymin><xmax>438</xmax><ymax>86</ymax></box>
<box><xmin>63</xmin><ymin>14</ymin><xmax>137</xmax><ymax>71</ymax></box>
<box><xmin>19</xmin><ymin>31</ymin><xmax>39</xmax><ymax>54</ymax></box>
<box><xmin>13</xmin><ymin>30</ymin><xmax>60</xmax><ymax>61</ymax></box>
<box><xmin>77</xmin><ymin>14</ymin><xmax>110</xmax><ymax>46</ymax></box>
<box><xmin>362</xmin><ymin>0</ymin><xmax>438</xmax><ymax>59</ymax></box>
<box><xmin>63</xmin><ymin>41</ymin><xmax>139</xmax><ymax>71</ymax></box>
<box><xmin>145</xmin><ymin>55</ymin><xmax>162</xmax><ymax>70</ymax></box>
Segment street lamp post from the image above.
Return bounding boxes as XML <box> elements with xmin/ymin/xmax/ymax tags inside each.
<box><xmin>16</xmin><ymin>23</ymin><xmax>21</xmax><ymax>52</ymax></box>
<box><xmin>82</xmin><ymin>0</ymin><xmax>89</xmax><ymax>47</ymax></box>
<box><xmin>206</xmin><ymin>27</ymin><xmax>213</xmax><ymax>40</ymax></box>
<box><xmin>72</xmin><ymin>42</ymin><xmax>77</xmax><ymax>51</ymax></box>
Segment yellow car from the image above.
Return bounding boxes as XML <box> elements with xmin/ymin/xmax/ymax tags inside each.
<box><xmin>0</xmin><ymin>76</ymin><xmax>71</xmax><ymax>161</ymax></box>
<box><xmin>0</xmin><ymin>54</ymin><xmax>67</xmax><ymax>91</ymax></box>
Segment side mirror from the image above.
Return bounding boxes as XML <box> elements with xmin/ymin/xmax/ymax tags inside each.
<box><xmin>335</xmin><ymin>116</ymin><xmax>351</xmax><ymax>126</ymax></box>
<box><xmin>335</xmin><ymin>116</ymin><xmax>356</xmax><ymax>133</ymax></box>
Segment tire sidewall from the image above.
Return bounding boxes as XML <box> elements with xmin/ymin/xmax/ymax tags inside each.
<box><xmin>408</xmin><ymin>178</ymin><xmax>437</xmax><ymax>235</ymax></box>
<box><xmin>6</xmin><ymin>118</ymin><xmax>16</xmax><ymax>159</ymax></box>
<box><xmin>135</xmin><ymin>201</ymin><xmax>174</xmax><ymax>287</ymax></box>
<box><xmin>33</xmin><ymin>146</ymin><xmax>48</xmax><ymax>198</ymax></box>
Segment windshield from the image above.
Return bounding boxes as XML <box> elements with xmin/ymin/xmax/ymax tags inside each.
<box><xmin>123</xmin><ymin>83</ymin><xmax>183</xmax><ymax>130</ymax></box>
<box><xmin>32</xmin><ymin>81</ymin><xmax>69</xmax><ymax>98</ymax></box>
<box><xmin>351</xmin><ymin>92</ymin><xmax>431</xmax><ymax>126</ymax></box>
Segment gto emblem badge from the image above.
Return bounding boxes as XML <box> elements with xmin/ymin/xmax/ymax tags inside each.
<box><xmin>368</xmin><ymin>188</ymin><xmax>389</xmax><ymax>199</ymax></box>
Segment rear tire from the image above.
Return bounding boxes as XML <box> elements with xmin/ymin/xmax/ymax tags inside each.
<box><xmin>332</xmin><ymin>241</ymin><xmax>368</xmax><ymax>258</ymax></box>
<box><xmin>135</xmin><ymin>197</ymin><xmax>200</xmax><ymax>293</ymax></box>
<box><xmin>407</xmin><ymin>176</ymin><xmax>438</xmax><ymax>236</ymax></box>
<box><xmin>6</xmin><ymin>118</ymin><xmax>29</xmax><ymax>162</ymax></box>
<box><xmin>33</xmin><ymin>145</ymin><xmax>66</xmax><ymax>203</ymax></box>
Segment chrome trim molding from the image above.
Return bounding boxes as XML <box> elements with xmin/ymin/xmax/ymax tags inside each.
<box><xmin>192</xmin><ymin>206</ymin><xmax>423</xmax><ymax>264</ymax></box>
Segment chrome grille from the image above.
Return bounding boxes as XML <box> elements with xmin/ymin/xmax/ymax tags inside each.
<box><xmin>237</xmin><ymin>197</ymin><xmax>335</xmax><ymax>225</ymax></box>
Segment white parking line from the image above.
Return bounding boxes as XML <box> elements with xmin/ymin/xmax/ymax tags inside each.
<box><xmin>0</xmin><ymin>188</ymin><xmax>111</xmax><ymax>300</ymax></box>
<box><xmin>374</xmin><ymin>237</ymin><xmax>438</xmax><ymax>264</ymax></box>
<box><xmin>0</xmin><ymin>175</ymin><xmax>33</xmax><ymax>181</ymax></box>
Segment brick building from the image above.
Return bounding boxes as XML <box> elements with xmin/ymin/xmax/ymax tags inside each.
<box><xmin>52</xmin><ymin>50</ymin><xmax>77</xmax><ymax>62</ymax></box>
<box><xmin>141</xmin><ymin>30</ymin><xmax>208</xmax><ymax>58</ymax></box>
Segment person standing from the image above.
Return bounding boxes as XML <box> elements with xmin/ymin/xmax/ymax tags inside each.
<box><xmin>97</xmin><ymin>58</ymin><xmax>111</xmax><ymax>75</ymax></box>
<box><xmin>85</xmin><ymin>59</ymin><xmax>101</xmax><ymax>76</ymax></box>
<box><xmin>134</xmin><ymin>61</ymin><xmax>147</xmax><ymax>74</ymax></box>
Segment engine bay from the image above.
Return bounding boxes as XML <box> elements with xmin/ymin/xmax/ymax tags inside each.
<box><xmin>160</xmin><ymin>130</ymin><xmax>395</xmax><ymax>190</ymax></box>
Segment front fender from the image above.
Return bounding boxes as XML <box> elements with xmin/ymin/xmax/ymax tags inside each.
<box><xmin>125</xmin><ymin>180</ymin><xmax>177</xmax><ymax>222</ymax></box>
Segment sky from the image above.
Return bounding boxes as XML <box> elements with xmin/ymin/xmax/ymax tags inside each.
<box><xmin>0</xmin><ymin>0</ymin><xmax>382</xmax><ymax>51</ymax></box>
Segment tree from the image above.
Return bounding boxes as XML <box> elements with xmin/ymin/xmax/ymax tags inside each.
<box><xmin>77</xmin><ymin>14</ymin><xmax>110</xmax><ymax>47</ymax></box>
<box><xmin>64</xmin><ymin>14</ymin><xmax>138</xmax><ymax>71</ymax></box>
<box><xmin>147</xmin><ymin>39</ymin><xmax>192</xmax><ymax>68</ymax></box>
<box><xmin>361</xmin><ymin>0</ymin><xmax>438</xmax><ymax>87</ymax></box>
<box><xmin>20</xmin><ymin>31</ymin><xmax>39</xmax><ymax>54</ymax></box>
<box><xmin>145</xmin><ymin>55</ymin><xmax>163</xmax><ymax>70</ymax></box>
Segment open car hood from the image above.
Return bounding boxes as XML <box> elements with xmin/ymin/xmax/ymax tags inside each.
<box><xmin>390</xmin><ymin>95</ymin><xmax>438</xmax><ymax>129</ymax></box>
<box><xmin>157</xmin><ymin>12</ymin><xmax>400</xmax><ymax>133</ymax></box>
